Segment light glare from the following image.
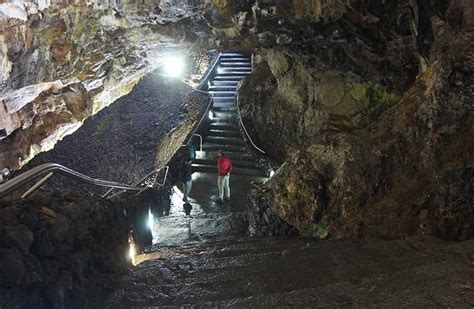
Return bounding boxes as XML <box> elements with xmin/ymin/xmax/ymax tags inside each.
<box><xmin>163</xmin><ymin>55</ymin><xmax>185</xmax><ymax>77</ymax></box>
<box><xmin>129</xmin><ymin>243</ymin><xmax>136</xmax><ymax>266</ymax></box>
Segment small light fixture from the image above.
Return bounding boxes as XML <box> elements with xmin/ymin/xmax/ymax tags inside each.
<box><xmin>269</xmin><ymin>169</ymin><xmax>275</xmax><ymax>177</ymax></box>
<box><xmin>162</xmin><ymin>55</ymin><xmax>185</xmax><ymax>77</ymax></box>
<box><xmin>129</xmin><ymin>241</ymin><xmax>137</xmax><ymax>266</ymax></box>
<box><xmin>148</xmin><ymin>208</ymin><xmax>154</xmax><ymax>230</ymax></box>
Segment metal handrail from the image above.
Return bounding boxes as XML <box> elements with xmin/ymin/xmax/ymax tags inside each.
<box><xmin>0</xmin><ymin>163</ymin><xmax>147</xmax><ymax>199</ymax></box>
<box><xmin>193</xmin><ymin>134</ymin><xmax>203</xmax><ymax>151</ymax></box>
<box><xmin>195</xmin><ymin>50</ymin><xmax>219</xmax><ymax>91</ymax></box>
<box><xmin>103</xmin><ymin>166</ymin><xmax>170</xmax><ymax>199</ymax></box>
<box><xmin>183</xmin><ymin>51</ymin><xmax>222</xmax><ymax>147</ymax></box>
<box><xmin>235</xmin><ymin>80</ymin><xmax>266</xmax><ymax>155</ymax></box>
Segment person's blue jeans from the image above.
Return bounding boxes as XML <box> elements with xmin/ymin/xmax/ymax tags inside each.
<box><xmin>217</xmin><ymin>175</ymin><xmax>230</xmax><ymax>200</ymax></box>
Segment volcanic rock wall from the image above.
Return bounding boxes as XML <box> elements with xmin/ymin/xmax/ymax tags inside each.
<box><xmin>213</xmin><ymin>0</ymin><xmax>474</xmax><ymax>239</ymax></box>
<box><xmin>0</xmin><ymin>0</ymin><xmax>210</xmax><ymax>169</ymax></box>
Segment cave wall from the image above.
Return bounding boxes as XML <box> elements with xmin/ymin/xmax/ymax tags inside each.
<box><xmin>228</xmin><ymin>0</ymin><xmax>474</xmax><ymax>239</ymax></box>
<box><xmin>256</xmin><ymin>43</ymin><xmax>473</xmax><ymax>239</ymax></box>
<box><xmin>0</xmin><ymin>0</ymin><xmax>209</xmax><ymax>169</ymax></box>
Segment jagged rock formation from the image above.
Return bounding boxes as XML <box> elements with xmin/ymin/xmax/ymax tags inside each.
<box><xmin>0</xmin><ymin>0</ymin><xmax>211</xmax><ymax>168</ymax></box>
<box><xmin>25</xmin><ymin>69</ymin><xmax>209</xmax><ymax>196</ymax></box>
<box><xmin>229</xmin><ymin>1</ymin><xmax>473</xmax><ymax>239</ymax></box>
<box><xmin>0</xmin><ymin>193</ymin><xmax>129</xmax><ymax>308</ymax></box>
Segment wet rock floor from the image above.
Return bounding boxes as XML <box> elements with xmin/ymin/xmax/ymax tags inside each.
<box><xmin>100</xmin><ymin>171</ymin><xmax>474</xmax><ymax>308</ymax></box>
<box><xmin>104</xmin><ymin>236</ymin><xmax>473</xmax><ymax>307</ymax></box>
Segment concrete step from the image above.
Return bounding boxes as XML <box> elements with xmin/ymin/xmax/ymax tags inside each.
<box><xmin>219</xmin><ymin>65</ymin><xmax>251</xmax><ymax>69</ymax></box>
<box><xmin>191</xmin><ymin>164</ymin><xmax>267</xmax><ymax>177</ymax></box>
<box><xmin>212</xmin><ymin>106</ymin><xmax>237</xmax><ymax>112</ymax></box>
<box><xmin>212</xmin><ymin>97</ymin><xmax>235</xmax><ymax>103</ymax></box>
<box><xmin>220</xmin><ymin>52</ymin><xmax>248</xmax><ymax>57</ymax></box>
<box><xmin>218</xmin><ymin>57</ymin><xmax>249</xmax><ymax>61</ymax></box>
<box><xmin>196</xmin><ymin>150</ymin><xmax>253</xmax><ymax>161</ymax></box>
<box><xmin>216</xmin><ymin>72</ymin><xmax>251</xmax><ymax>76</ymax></box>
<box><xmin>212</xmin><ymin>99</ymin><xmax>235</xmax><ymax>104</ymax></box>
<box><xmin>208</xmin><ymin>129</ymin><xmax>241</xmax><ymax>137</ymax></box>
<box><xmin>194</xmin><ymin>158</ymin><xmax>257</xmax><ymax>169</ymax></box>
<box><xmin>209</xmin><ymin>123</ymin><xmax>240</xmax><ymax>131</ymax></box>
<box><xmin>213</xmin><ymin>111</ymin><xmax>238</xmax><ymax>119</ymax></box>
<box><xmin>219</xmin><ymin>58</ymin><xmax>251</xmax><ymax>65</ymax></box>
<box><xmin>218</xmin><ymin>69</ymin><xmax>251</xmax><ymax>74</ymax></box>
<box><xmin>219</xmin><ymin>68</ymin><xmax>251</xmax><ymax>72</ymax></box>
<box><xmin>211</xmin><ymin>81</ymin><xmax>240</xmax><ymax>86</ymax></box>
<box><xmin>214</xmin><ymin>76</ymin><xmax>248</xmax><ymax>81</ymax></box>
<box><xmin>202</xmin><ymin>143</ymin><xmax>247</xmax><ymax>153</ymax></box>
<box><xmin>220</xmin><ymin>63</ymin><xmax>251</xmax><ymax>67</ymax></box>
<box><xmin>205</xmin><ymin>136</ymin><xmax>244</xmax><ymax>146</ymax></box>
<box><xmin>212</xmin><ymin>102</ymin><xmax>235</xmax><ymax>108</ymax></box>
<box><xmin>209</xmin><ymin>91</ymin><xmax>237</xmax><ymax>97</ymax></box>
<box><xmin>208</xmin><ymin>85</ymin><xmax>238</xmax><ymax>91</ymax></box>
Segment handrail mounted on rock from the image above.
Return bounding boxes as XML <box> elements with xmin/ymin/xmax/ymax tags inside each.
<box><xmin>0</xmin><ymin>163</ymin><xmax>169</xmax><ymax>199</ymax></box>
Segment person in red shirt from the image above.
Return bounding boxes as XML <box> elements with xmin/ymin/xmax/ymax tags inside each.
<box><xmin>217</xmin><ymin>150</ymin><xmax>232</xmax><ymax>203</ymax></box>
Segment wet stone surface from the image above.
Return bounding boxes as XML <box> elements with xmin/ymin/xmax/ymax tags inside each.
<box><xmin>103</xmin><ymin>236</ymin><xmax>474</xmax><ymax>307</ymax></box>
<box><xmin>147</xmin><ymin>172</ymin><xmax>267</xmax><ymax>249</ymax></box>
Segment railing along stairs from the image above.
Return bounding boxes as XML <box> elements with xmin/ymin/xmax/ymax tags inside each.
<box><xmin>0</xmin><ymin>163</ymin><xmax>169</xmax><ymax>199</ymax></box>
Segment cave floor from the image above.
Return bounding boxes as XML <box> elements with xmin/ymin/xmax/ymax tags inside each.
<box><xmin>104</xmin><ymin>236</ymin><xmax>474</xmax><ymax>307</ymax></box>
<box><xmin>147</xmin><ymin>172</ymin><xmax>267</xmax><ymax>249</ymax></box>
<box><xmin>104</xmin><ymin>174</ymin><xmax>474</xmax><ymax>307</ymax></box>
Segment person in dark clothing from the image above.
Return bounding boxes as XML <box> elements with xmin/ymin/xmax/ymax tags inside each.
<box><xmin>187</xmin><ymin>140</ymin><xmax>196</xmax><ymax>162</ymax></box>
<box><xmin>181</xmin><ymin>157</ymin><xmax>193</xmax><ymax>202</ymax></box>
<box><xmin>183</xmin><ymin>202</ymin><xmax>192</xmax><ymax>216</ymax></box>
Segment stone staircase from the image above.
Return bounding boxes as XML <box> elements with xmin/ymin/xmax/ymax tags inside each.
<box><xmin>192</xmin><ymin>52</ymin><xmax>267</xmax><ymax>178</ymax></box>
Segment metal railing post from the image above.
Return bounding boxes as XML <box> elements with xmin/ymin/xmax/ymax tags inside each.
<box><xmin>193</xmin><ymin>134</ymin><xmax>203</xmax><ymax>151</ymax></box>
<box><xmin>102</xmin><ymin>187</ymin><xmax>115</xmax><ymax>199</ymax></box>
<box><xmin>21</xmin><ymin>172</ymin><xmax>54</xmax><ymax>198</ymax></box>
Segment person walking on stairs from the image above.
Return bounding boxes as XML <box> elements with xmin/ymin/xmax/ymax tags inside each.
<box><xmin>181</xmin><ymin>157</ymin><xmax>193</xmax><ymax>202</ymax></box>
<box><xmin>217</xmin><ymin>150</ymin><xmax>232</xmax><ymax>203</ymax></box>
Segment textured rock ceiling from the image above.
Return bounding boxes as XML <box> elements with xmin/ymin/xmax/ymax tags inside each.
<box><xmin>0</xmin><ymin>0</ymin><xmax>213</xmax><ymax>168</ymax></box>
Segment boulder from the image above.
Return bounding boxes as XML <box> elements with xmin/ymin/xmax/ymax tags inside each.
<box><xmin>0</xmin><ymin>193</ymin><xmax>129</xmax><ymax>307</ymax></box>
<box><xmin>0</xmin><ymin>248</ymin><xmax>25</xmax><ymax>287</ymax></box>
